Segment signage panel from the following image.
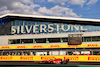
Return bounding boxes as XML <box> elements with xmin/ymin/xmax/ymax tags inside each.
<box><xmin>0</xmin><ymin>44</ymin><xmax>100</xmax><ymax>49</ymax></box>
<box><xmin>0</xmin><ymin>56</ymin><xmax>100</xmax><ymax>62</ymax></box>
<box><xmin>11</xmin><ymin>20</ymin><xmax>89</xmax><ymax>34</ymax></box>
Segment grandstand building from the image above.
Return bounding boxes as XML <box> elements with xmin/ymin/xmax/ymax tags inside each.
<box><xmin>0</xmin><ymin>14</ymin><xmax>100</xmax><ymax>62</ymax></box>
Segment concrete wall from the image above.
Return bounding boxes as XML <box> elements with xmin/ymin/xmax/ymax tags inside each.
<box><xmin>0</xmin><ymin>31</ymin><xmax>100</xmax><ymax>46</ymax></box>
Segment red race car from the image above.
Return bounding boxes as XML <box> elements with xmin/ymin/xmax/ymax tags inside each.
<box><xmin>38</xmin><ymin>58</ymin><xmax>69</xmax><ymax>64</ymax></box>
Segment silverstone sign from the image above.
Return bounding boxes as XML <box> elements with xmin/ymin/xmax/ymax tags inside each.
<box><xmin>11</xmin><ymin>24</ymin><xmax>87</xmax><ymax>34</ymax></box>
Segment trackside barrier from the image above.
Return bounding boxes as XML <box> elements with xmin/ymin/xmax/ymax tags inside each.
<box><xmin>0</xmin><ymin>44</ymin><xmax>100</xmax><ymax>49</ymax></box>
<box><xmin>0</xmin><ymin>56</ymin><xmax>100</xmax><ymax>62</ymax></box>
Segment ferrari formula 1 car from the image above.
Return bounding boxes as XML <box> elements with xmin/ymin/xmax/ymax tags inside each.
<box><xmin>38</xmin><ymin>58</ymin><xmax>69</xmax><ymax>64</ymax></box>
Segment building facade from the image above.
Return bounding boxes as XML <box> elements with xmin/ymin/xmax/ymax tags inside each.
<box><xmin>0</xmin><ymin>14</ymin><xmax>100</xmax><ymax>47</ymax></box>
<box><xmin>0</xmin><ymin>14</ymin><xmax>100</xmax><ymax>62</ymax></box>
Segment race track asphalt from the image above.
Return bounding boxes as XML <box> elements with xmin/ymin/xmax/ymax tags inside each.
<box><xmin>0</xmin><ymin>61</ymin><xmax>100</xmax><ymax>66</ymax></box>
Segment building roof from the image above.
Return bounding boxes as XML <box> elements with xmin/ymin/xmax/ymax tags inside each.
<box><xmin>0</xmin><ymin>13</ymin><xmax>100</xmax><ymax>25</ymax></box>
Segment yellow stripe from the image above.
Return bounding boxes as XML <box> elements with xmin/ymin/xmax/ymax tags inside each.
<box><xmin>0</xmin><ymin>55</ymin><xmax>100</xmax><ymax>62</ymax></box>
<box><xmin>0</xmin><ymin>44</ymin><xmax>99</xmax><ymax>49</ymax></box>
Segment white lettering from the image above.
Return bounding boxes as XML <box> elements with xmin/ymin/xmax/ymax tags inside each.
<box><xmin>21</xmin><ymin>26</ymin><xmax>25</xmax><ymax>33</ymax></box>
<box><xmin>48</xmin><ymin>24</ymin><xmax>54</xmax><ymax>32</ymax></box>
<box><xmin>17</xmin><ymin>26</ymin><xmax>20</xmax><ymax>34</ymax></box>
<box><xmin>40</xmin><ymin>24</ymin><xmax>47</xmax><ymax>32</ymax></box>
<box><xmin>56</xmin><ymin>24</ymin><xmax>59</xmax><ymax>32</ymax></box>
<box><xmin>25</xmin><ymin>25</ymin><xmax>32</xmax><ymax>33</ymax></box>
<box><xmin>11</xmin><ymin>24</ymin><xmax>88</xmax><ymax>34</ymax></box>
<box><xmin>71</xmin><ymin>25</ymin><xmax>79</xmax><ymax>31</ymax></box>
<box><xmin>11</xmin><ymin>26</ymin><xmax>16</xmax><ymax>34</ymax></box>
<box><xmin>62</xmin><ymin>24</ymin><xmax>70</xmax><ymax>31</ymax></box>
<box><xmin>33</xmin><ymin>25</ymin><xmax>39</xmax><ymax>33</ymax></box>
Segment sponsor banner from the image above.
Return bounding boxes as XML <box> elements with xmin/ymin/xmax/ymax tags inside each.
<box><xmin>85</xmin><ymin>44</ymin><xmax>100</xmax><ymax>47</ymax></box>
<box><xmin>17</xmin><ymin>46</ymin><xmax>26</xmax><ymax>48</ymax></box>
<box><xmin>20</xmin><ymin>56</ymin><xmax>33</xmax><ymax>60</ymax></box>
<box><xmin>0</xmin><ymin>56</ymin><xmax>12</xmax><ymax>60</ymax></box>
<box><xmin>41</xmin><ymin>56</ymin><xmax>55</xmax><ymax>60</ymax></box>
<box><xmin>64</xmin><ymin>56</ymin><xmax>79</xmax><ymax>60</ymax></box>
<box><xmin>88</xmin><ymin>57</ymin><xmax>100</xmax><ymax>60</ymax></box>
<box><xmin>0</xmin><ymin>56</ymin><xmax>100</xmax><ymax>61</ymax></box>
<box><xmin>50</xmin><ymin>45</ymin><xmax>59</xmax><ymax>48</ymax></box>
<box><xmin>1</xmin><ymin>46</ymin><xmax>10</xmax><ymax>49</ymax></box>
<box><xmin>33</xmin><ymin>45</ymin><xmax>42</xmax><ymax>48</ymax></box>
<box><xmin>0</xmin><ymin>44</ymin><xmax>100</xmax><ymax>49</ymax></box>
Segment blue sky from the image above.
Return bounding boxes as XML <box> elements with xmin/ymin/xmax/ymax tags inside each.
<box><xmin>0</xmin><ymin>0</ymin><xmax>100</xmax><ymax>19</ymax></box>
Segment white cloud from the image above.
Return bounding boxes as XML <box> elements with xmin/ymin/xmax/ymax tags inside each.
<box><xmin>48</xmin><ymin>0</ymin><xmax>68</xmax><ymax>5</ymax></box>
<box><xmin>0</xmin><ymin>6</ymin><xmax>14</xmax><ymax>15</ymax></box>
<box><xmin>48</xmin><ymin>0</ymin><xmax>87</xmax><ymax>7</ymax></box>
<box><xmin>48</xmin><ymin>0</ymin><xmax>98</xmax><ymax>7</ymax></box>
<box><xmin>86</xmin><ymin>0</ymin><xmax>98</xmax><ymax>5</ymax></box>
<box><xmin>0</xmin><ymin>0</ymin><xmax>81</xmax><ymax>18</ymax></box>
<box><xmin>0</xmin><ymin>0</ymin><xmax>40</xmax><ymax>15</ymax></box>
<box><xmin>38</xmin><ymin>5</ymin><xmax>81</xmax><ymax>17</ymax></box>
<box><xmin>20</xmin><ymin>0</ymin><xmax>32</xmax><ymax>4</ymax></box>
<box><xmin>68</xmin><ymin>0</ymin><xmax>87</xmax><ymax>7</ymax></box>
<box><xmin>34</xmin><ymin>0</ymin><xmax>45</xmax><ymax>2</ymax></box>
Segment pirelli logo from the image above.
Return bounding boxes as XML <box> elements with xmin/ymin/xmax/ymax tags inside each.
<box><xmin>64</xmin><ymin>57</ymin><xmax>79</xmax><ymax>60</ymax></box>
<box><xmin>41</xmin><ymin>57</ymin><xmax>55</xmax><ymax>60</ymax></box>
<box><xmin>0</xmin><ymin>57</ymin><xmax>12</xmax><ymax>60</ymax></box>
<box><xmin>87</xmin><ymin>44</ymin><xmax>98</xmax><ymax>47</ymax></box>
<box><xmin>20</xmin><ymin>57</ymin><xmax>33</xmax><ymax>60</ymax></box>
<box><xmin>88</xmin><ymin>57</ymin><xmax>100</xmax><ymax>60</ymax></box>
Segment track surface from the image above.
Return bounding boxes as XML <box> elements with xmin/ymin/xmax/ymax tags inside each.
<box><xmin>0</xmin><ymin>61</ymin><xmax>100</xmax><ymax>66</ymax></box>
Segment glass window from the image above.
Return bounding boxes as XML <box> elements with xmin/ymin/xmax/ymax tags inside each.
<box><xmin>8</xmin><ymin>39</ymin><xmax>20</xmax><ymax>44</ymax></box>
<box><xmin>35</xmin><ymin>38</ymin><xmax>46</xmax><ymax>43</ymax></box>
<box><xmin>20</xmin><ymin>22</ymin><xmax>23</xmax><ymax>25</ymax></box>
<box><xmin>10</xmin><ymin>20</ymin><xmax>100</xmax><ymax>35</ymax></box>
<box><xmin>62</xmin><ymin>38</ymin><xmax>68</xmax><ymax>42</ymax></box>
<box><xmin>8</xmin><ymin>36</ymin><xmax>100</xmax><ymax>44</ymax></box>
<box><xmin>84</xmin><ymin>37</ymin><xmax>91</xmax><ymax>42</ymax></box>
<box><xmin>21</xmin><ymin>39</ymin><xmax>33</xmax><ymax>43</ymax></box>
<box><xmin>92</xmin><ymin>36</ymin><xmax>100</xmax><ymax>41</ymax></box>
<box><xmin>48</xmin><ymin>38</ymin><xmax>60</xmax><ymax>43</ymax></box>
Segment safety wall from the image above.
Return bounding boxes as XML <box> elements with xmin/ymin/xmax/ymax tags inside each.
<box><xmin>0</xmin><ymin>55</ymin><xmax>100</xmax><ymax>62</ymax></box>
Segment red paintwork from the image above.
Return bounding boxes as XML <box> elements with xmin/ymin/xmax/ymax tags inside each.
<box><xmin>38</xmin><ymin>58</ymin><xmax>67</xmax><ymax>64</ymax></box>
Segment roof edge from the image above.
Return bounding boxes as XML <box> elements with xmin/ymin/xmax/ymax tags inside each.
<box><xmin>0</xmin><ymin>13</ymin><xmax>100</xmax><ymax>22</ymax></box>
